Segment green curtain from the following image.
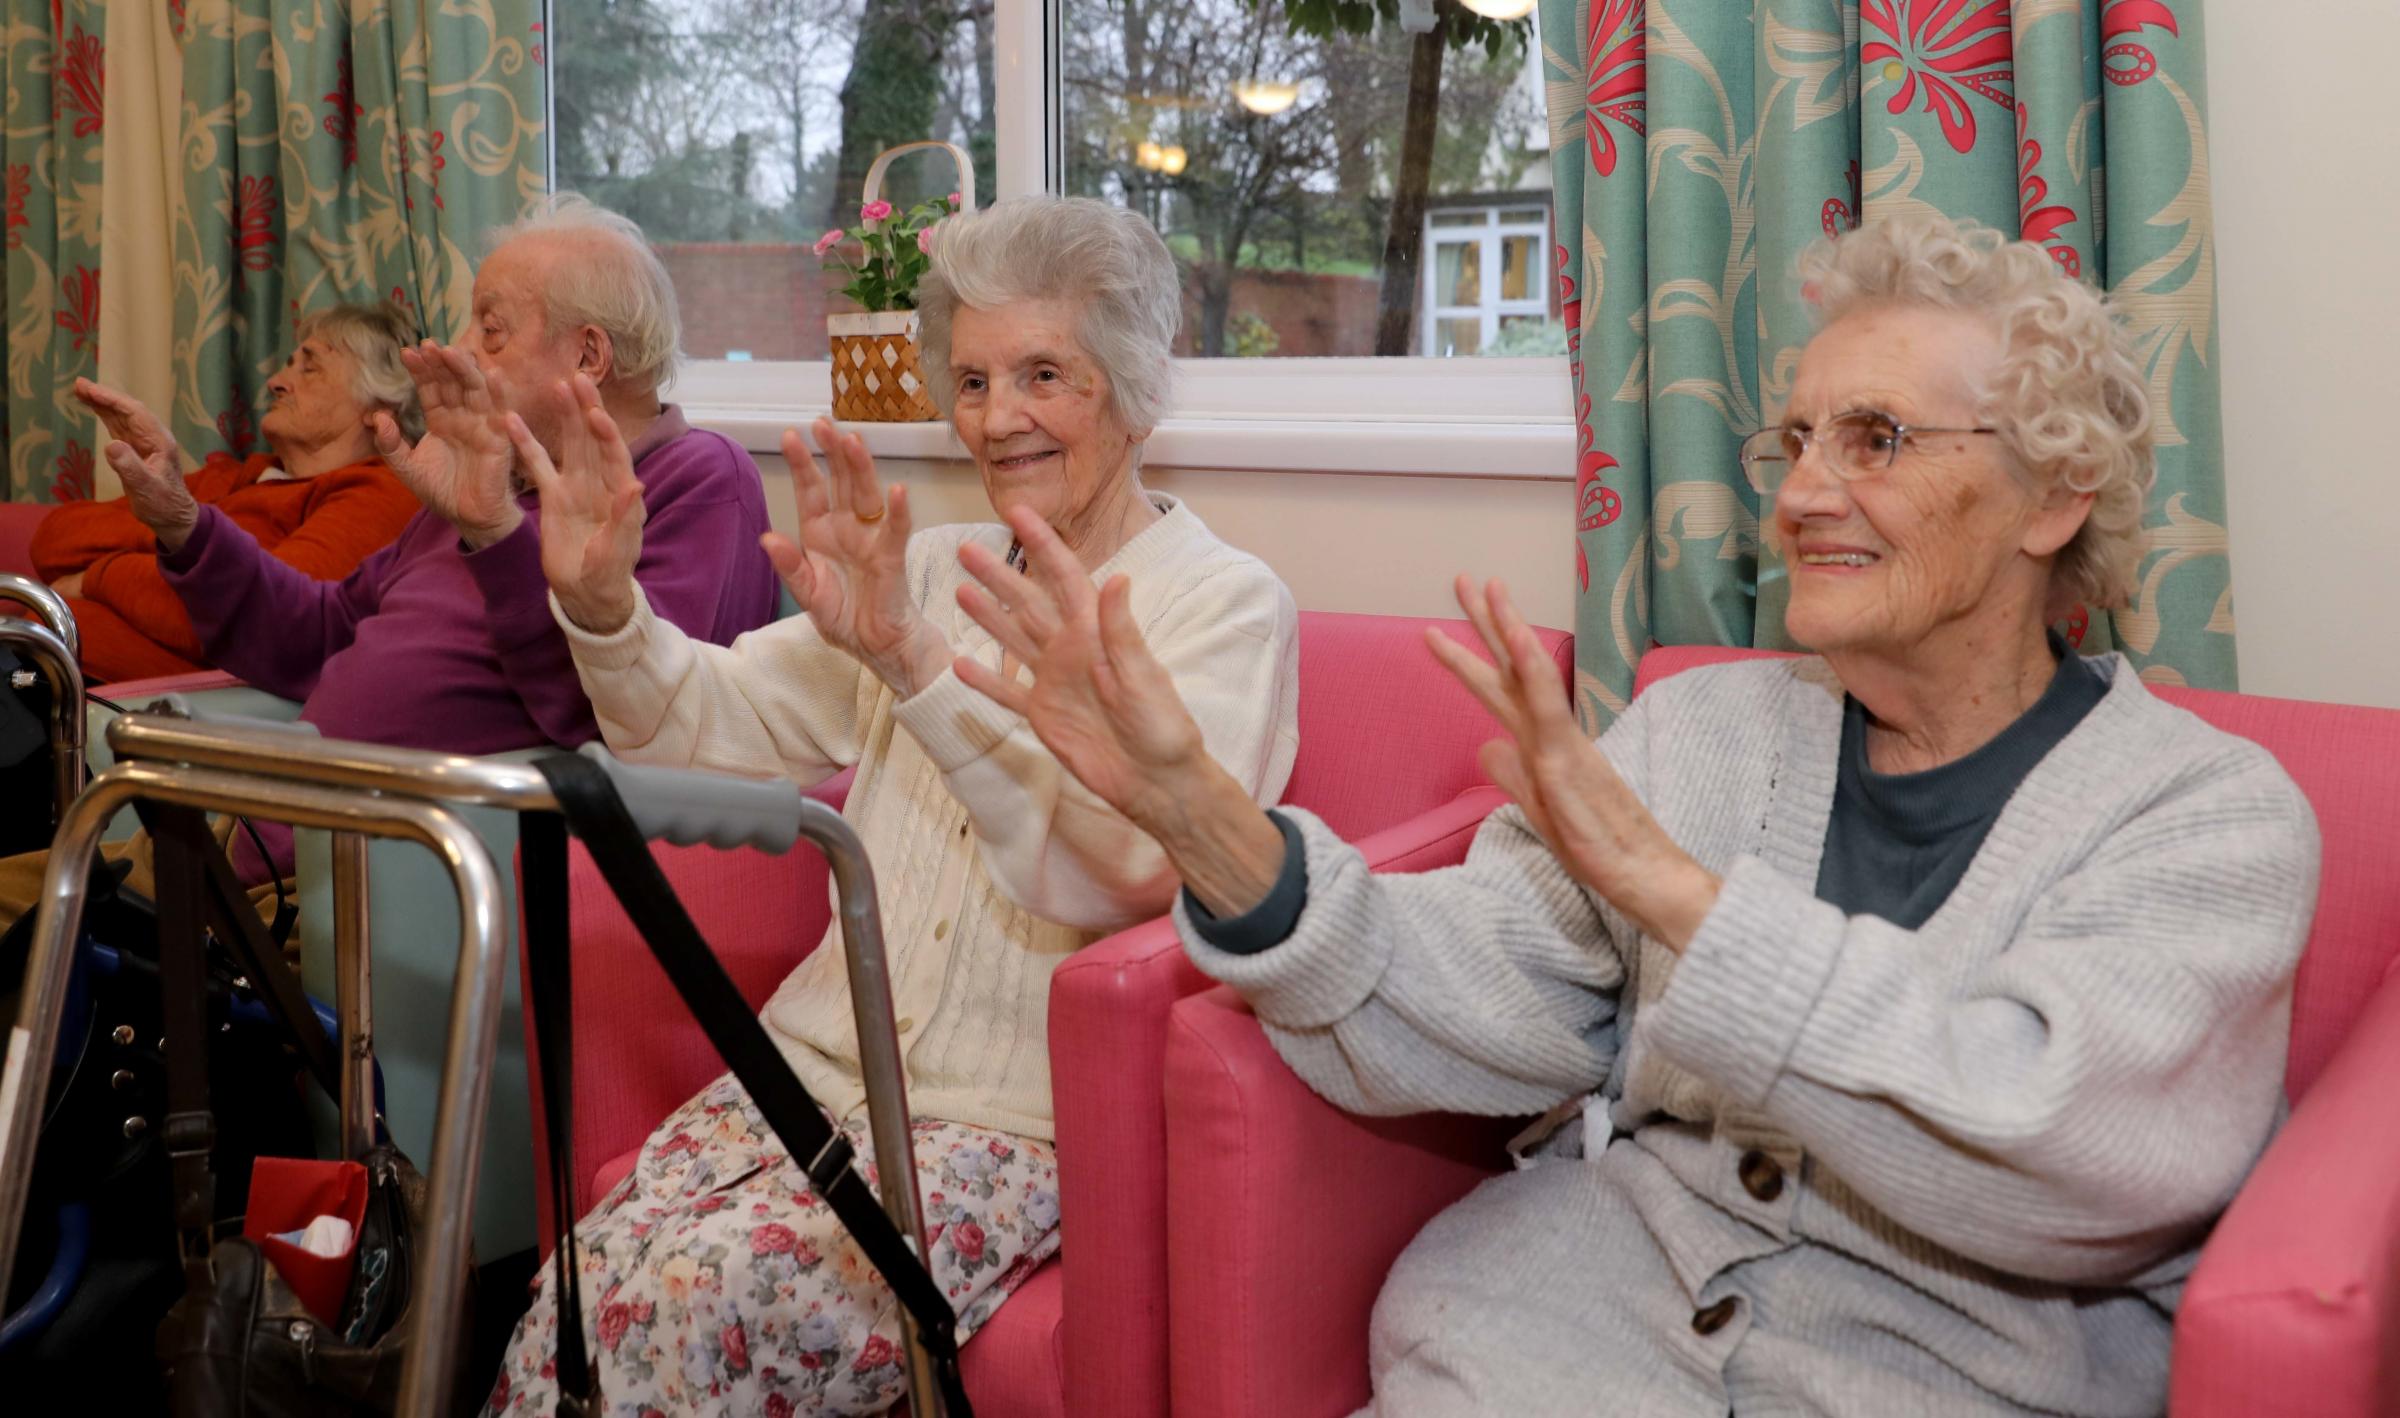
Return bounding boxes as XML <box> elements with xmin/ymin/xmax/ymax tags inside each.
<box><xmin>1541</xmin><ymin>0</ymin><xmax>2234</xmax><ymax>724</ymax></box>
<box><xmin>169</xmin><ymin>0</ymin><xmax>546</xmax><ymax>460</ymax></box>
<box><xmin>2</xmin><ymin>0</ymin><xmax>109</xmax><ymax>503</ymax></box>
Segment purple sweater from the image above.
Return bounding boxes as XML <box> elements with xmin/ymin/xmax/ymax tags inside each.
<box><xmin>161</xmin><ymin>406</ymin><xmax>776</xmax><ymax>872</ymax></box>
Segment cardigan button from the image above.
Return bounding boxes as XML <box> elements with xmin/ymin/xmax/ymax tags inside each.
<box><xmin>895</xmin><ymin>1016</ymin><xmax>916</xmax><ymax>1034</ymax></box>
<box><xmin>1738</xmin><ymin>1150</ymin><xmax>1785</xmax><ymax>1204</ymax></box>
<box><xmin>1691</xmin><ymin>1297</ymin><xmax>1739</xmax><ymax>1336</ymax></box>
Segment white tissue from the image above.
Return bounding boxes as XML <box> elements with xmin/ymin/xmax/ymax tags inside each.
<box><xmin>270</xmin><ymin>1214</ymin><xmax>356</xmax><ymax>1258</ymax></box>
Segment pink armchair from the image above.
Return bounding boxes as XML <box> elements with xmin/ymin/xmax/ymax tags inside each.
<box><xmin>517</xmin><ymin>610</ymin><xmax>1573</xmax><ymax>1416</ymax></box>
<box><xmin>1160</xmin><ymin>643</ymin><xmax>2400</xmax><ymax>1417</ymax></box>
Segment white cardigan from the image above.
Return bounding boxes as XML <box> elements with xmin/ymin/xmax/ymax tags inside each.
<box><xmin>555</xmin><ymin>494</ymin><xmax>1300</xmax><ymax>1140</ymax></box>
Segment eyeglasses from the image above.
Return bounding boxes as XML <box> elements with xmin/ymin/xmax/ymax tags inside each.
<box><xmin>1739</xmin><ymin>410</ymin><xmax>2000</xmax><ymax>481</ymax></box>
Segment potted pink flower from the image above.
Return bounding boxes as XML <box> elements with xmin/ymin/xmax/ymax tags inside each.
<box><xmin>822</xmin><ymin>140</ymin><xmax>976</xmax><ymax>422</ymax></box>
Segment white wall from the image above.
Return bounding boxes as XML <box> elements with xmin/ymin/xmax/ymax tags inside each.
<box><xmin>747</xmin><ymin>5</ymin><xmax>2400</xmax><ymax>710</ymax></box>
<box><xmin>2210</xmin><ymin>1</ymin><xmax>2400</xmax><ymax>709</ymax></box>
<box><xmin>753</xmin><ymin>454</ymin><xmax>1575</xmax><ymax>631</ymax></box>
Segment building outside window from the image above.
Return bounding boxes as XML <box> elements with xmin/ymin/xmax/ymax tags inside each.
<box><xmin>546</xmin><ymin>0</ymin><xmax>1563</xmax><ymax>373</ymax></box>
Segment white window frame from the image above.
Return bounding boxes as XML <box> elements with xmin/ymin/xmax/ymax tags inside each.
<box><xmin>651</xmin><ymin>0</ymin><xmax>1573</xmax><ymax>479</ymax></box>
<box><xmin>1421</xmin><ymin>205</ymin><xmax>1552</xmax><ymax>357</ymax></box>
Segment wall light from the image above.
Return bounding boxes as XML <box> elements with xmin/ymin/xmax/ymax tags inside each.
<box><xmin>1460</xmin><ymin>0</ymin><xmax>1536</xmax><ymax>19</ymax></box>
<box><xmin>1233</xmin><ymin>79</ymin><xmax>1300</xmax><ymax>116</ymax></box>
<box><xmin>1158</xmin><ymin>145</ymin><xmax>1188</xmax><ymax>176</ymax></box>
<box><xmin>1134</xmin><ymin>142</ymin><xmax>1189</xmax><ymax>176</ymax></box>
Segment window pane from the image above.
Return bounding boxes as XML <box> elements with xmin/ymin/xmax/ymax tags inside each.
<box><xmin>552</xmin><ymin>0</ymin><xmax>996</xmax><ymax>362</ymax></box>
<box><xmin>1061</xmin><ymin>0</ymin><xmax>1555</xmax><ymax>358</ymax></box>
<box><xmin>1436</xmin><ymin>241</ymin><xmax>1482</xmax><ymax>309</ymax></box>
<box><xmin>1499</xmin><ymin>234</ymin><xmax>1535</xmax><ymax>302</ymax></box>
<box><xmin>1432</xmin><ymin>317</ymin><xmax>1482</xmax><ymax>358</ymax></box>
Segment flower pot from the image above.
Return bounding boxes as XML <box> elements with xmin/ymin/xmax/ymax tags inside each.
<box><xmin>828</xmin><ymin>310</ymin><xmax>940</xmax><ymax>423</ymax></box>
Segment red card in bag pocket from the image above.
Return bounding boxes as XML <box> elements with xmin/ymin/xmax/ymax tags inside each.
<box><xmin>243</xmin><ymin>1156</ymin><xmax>369</xmax><ymax>1325</ymax></box>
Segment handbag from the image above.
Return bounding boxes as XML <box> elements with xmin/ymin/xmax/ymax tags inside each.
<box><xmin>520</xmin><ymin>748</ymin><xmax>973</xmax><ymax>1416</ymax></box>
<box><xmin>0</xmin><ymin>853</ymin><xmax>322</xmax><ymax>1408</ymax></box>
<box><xmin>120</xmin><ymin>802</ymin><xmax>471</xmax><ymax>1416</ymax></box>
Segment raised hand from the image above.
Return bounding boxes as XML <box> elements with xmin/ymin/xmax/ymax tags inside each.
<box><xmin>505</xmin><ymin>374</ymin><xmax>646</xmax><ymax>634</ymax></box>
<box><xmin>1427</xmin><ymin>575</ymin><xmax>1719</xmax><ymax>949</ymax></box>
<box><xmin>765</xmin><ymin>417</ymin><xmax>950</xmax><ymax>696</ymax></box>
<box><xmin>374</xmin><ymin>342</ymin><xmax>522</xmax><ymax>548</ymax></box>
<box><xmin>73</xmin><ymin>378</ymin><xmax>198</xmax><ymax>550</ymax></box>
<box><xmin>952</xmin><ymin>505</ymin><xmax>1208</xmax><ymax>829</ymax></box>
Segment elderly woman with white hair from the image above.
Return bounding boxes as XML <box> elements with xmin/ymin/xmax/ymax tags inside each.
<box><xmin>484</xmin><ymin>194</ymin><xmax>1299</xmax><ymax>1415</ymax></box>
<box><xmin>953</xmin><ymin>214</ymin><xmax>2318</xmax><ymax>1415</ymax></box>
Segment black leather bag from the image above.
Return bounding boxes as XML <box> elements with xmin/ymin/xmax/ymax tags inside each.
<box><xmin>125</xmin><ymin>803</ymin><xmax>471</xmax><ymax>1417</ymax></box>
<box><xmin>154</xmin><ymin>1143</ymin><xmax>465</xmax><ymax>1417</ymax></box>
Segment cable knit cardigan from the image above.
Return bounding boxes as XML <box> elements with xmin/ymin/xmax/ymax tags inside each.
<box><xmin>1181</xmin><ymin>653</ymin><xmax>2318</xmax><ymax>1416</ymax></box>
<box><xmin>559</xmin><ymin>494</ymin><xmax>1299</xmax><ymax>1141</ymax></box>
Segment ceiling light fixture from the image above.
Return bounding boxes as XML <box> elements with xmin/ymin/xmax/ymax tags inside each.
<box><xmin>1459</xmin><ymin>0</ymin><xmax>1536</xmax><ymax>19</ymax></box>
<box><xmin>1232</xmin><ymin>79</ymin><xmax>1300</xmax><ymax>116</ymax></box>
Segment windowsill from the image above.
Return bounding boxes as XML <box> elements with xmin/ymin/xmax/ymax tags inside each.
<box><xmin>673</xmin><ymin>355</ymin><xmax>1577</xmax><ymax>480</ymax></box>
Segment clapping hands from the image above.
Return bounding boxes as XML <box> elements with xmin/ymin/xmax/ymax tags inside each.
<box><xmin>375</xmin><ymin>342</ymin><xmax>523</xmax><ymax>548</ymax></box>
<box><xmin>502</xmin><ymin>374</ymin><xmax>647</xmax><ymax>634</ymax></box>
<box><xmin>72</xmin><ymin>379</ymin><xmax>198</xmax><ymax>551</ymax></box>
<box><xmin>763</xmin><ymin>418</ymin><xmax>951</xmax><ymax>697</ymax></box>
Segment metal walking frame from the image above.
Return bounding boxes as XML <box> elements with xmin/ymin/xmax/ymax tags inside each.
<box><xmin>0</xmin><ymin>571</ymin><xmax>86</xmax><ymax>818</ymax></box>
<box><xmin>0</xmin><ymin>712</ymin><xmax>943</xmax><ymax>1416</ymax></box>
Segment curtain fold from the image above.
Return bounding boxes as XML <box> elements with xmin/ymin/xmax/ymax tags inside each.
<box><xmin>1542</xmin><ymin>0</ymin><xmax>2235</xmax><ymax>723</ymax></box>
<box><xmin>3</xmin><ymin>0</ymin><xmax>109</xmax><ymax>503</ymax></box>
<box><xmin>169</xmin><ymin>0</ymin><xmax>547</xmax><ymax>461</ymax></box>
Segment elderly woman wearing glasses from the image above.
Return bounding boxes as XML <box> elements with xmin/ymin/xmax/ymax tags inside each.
<box><xmin>950</xmin><ymin>214</ymin><xmax>2317</xmax><ymax>1415</ymax></box>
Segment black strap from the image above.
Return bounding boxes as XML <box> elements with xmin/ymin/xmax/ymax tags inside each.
<box><xmin>520</xmin><ymin>808</ymin><xmax>597</xmax><ymax>1417</ymax></box>
<box><xmin>528</xmin><ymin>752</ymin><xmax>971</xmax><ymax>1417</ymax></box>
<box><xmin>132</xmin><ymin>802</ymin><xmax>342</xmax><ymax>1100</ymax></box>
<box><xmin>146</xmin><ymin>804</ymin><xmax>220</xmax><ymax>1287</ymax></box>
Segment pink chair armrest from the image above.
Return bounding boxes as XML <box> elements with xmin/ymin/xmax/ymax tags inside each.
<box><xmin>1163</xmin><ymin>988</ymin><xmax>1513</xmax><ymax>1418</ymax></box>
<box><xmin>1048</xmin><ymin>784</ymin><xmax>1517</xmax><ymax>1418</ymax></box>
<box><xmin>2172</xmin><ymin>964</ymin><xmax>2400</xmax><ymax>1418</ymax></box>
<box><xmin>1157</xmin><ymin>788</ymin><xmax>1518</xmax><ymax>1418</ymax></box>
<box><xmin>0</xmin><ymin>500</ymin><xmax>46</xmax><ymax>579</ymax></box>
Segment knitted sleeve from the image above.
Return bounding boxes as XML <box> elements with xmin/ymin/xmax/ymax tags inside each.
<box><xmin>1643</xmin><ymin>739</ymin><xmax>2319</xmax><ymax>1285</ymax></box>
<box><xmin>892</xmin><ymin>552</ymin><xmax>1302</xmax><ymax>934</ymax></box>
<box><xmin>1173</xmin><ymin>691</ymin><xmax>1662</xmax><ymax>1119</ymax></box>
<box><xmin>551</xmin><ymin>578</ymin><xmax>875</xmax><ymax>787</ymax></box>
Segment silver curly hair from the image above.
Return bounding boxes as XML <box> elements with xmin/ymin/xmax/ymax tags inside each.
<box><xmin>916</xmin><ymin>195</ymin><xmax>1182</xmax><ymax>434</ymax></box>
<box><xmin>1799</xmin><ymin>214</ymin><xmax>2154</xmax><ymax>611</ymax></box>
<box><xmin>485</xmin><ymin>192</ymin><xmax>683</xmax><ymax>392</ymax></box>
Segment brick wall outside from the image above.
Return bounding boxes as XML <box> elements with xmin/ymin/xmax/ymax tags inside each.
<box><xmin>658</xmin><ymin>242</ymin><xmax>1386</xmax><ymax>362</ymax></box>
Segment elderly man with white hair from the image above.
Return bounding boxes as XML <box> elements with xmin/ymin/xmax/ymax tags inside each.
<box><xmin>95</xmin><ymin>194</ymin><xmax>777</xmax><ymax>879</ymax></box>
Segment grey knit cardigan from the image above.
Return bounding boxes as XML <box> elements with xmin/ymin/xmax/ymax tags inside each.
<box><xmin>1179</xmin><ymin>654</ymin><xmax>2319</xmax><ymax>1416</ymax></box>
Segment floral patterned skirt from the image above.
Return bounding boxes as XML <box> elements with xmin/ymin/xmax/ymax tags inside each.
<box><xmin>484</xmin><ymin>1071</ymin><xmax>1063</xmax><ymax>1417</ymax></box>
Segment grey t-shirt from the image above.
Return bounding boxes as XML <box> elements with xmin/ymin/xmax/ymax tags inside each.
<box><xmin>1814</xmin><ymin>636</ymin><xmax>2109</xmax><ymax>928</ymax></box>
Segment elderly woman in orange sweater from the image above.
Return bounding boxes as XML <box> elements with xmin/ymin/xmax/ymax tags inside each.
<box><xmin>33</xmin><ymin>302</ymin><xmax>423</xmax><ymax>682</ymax></box>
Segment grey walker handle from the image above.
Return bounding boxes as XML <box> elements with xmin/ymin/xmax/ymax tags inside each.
<box><xmin>576</xmin><ymin>742</ymin><xmax>810</xmax><ymax>854</ymax></box>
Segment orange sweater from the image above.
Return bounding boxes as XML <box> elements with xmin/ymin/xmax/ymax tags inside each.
<box><xmin>31</xmin><ymin>452</ymin><xmax>419</xmax><ymax>682</ymax></box>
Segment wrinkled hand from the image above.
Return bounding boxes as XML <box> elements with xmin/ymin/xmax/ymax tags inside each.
<box><xmin>953</xmin><ymin>505</ymin><xmax>1208</xmax><ymax>829</ymax></box>
<box><xmin>73</xmin><ymin>378</ymin><xmax>198</xmax><ymax>551</ymax></box>
<box><xmin>50</xmin><ymin>572</ymin><xmax>84</xmax><ymax>598</ymax></box>
<box><xmin>1428</xmin><ymin>575</ymin><xmax>1719</xmax><ymax>950</ymax></box>
<box><xmin>374</xmin><ymin>342</ymin><xmax>522</xmax><ymax>548</ymax></box>
<box><xmin>505</xmin><ymin>374</ymin><xmax>646</xmax><ymax>634</ymax></box>
<box><xmin>765</xmin><ymin>417</ymin><xmax>949</xmax><ymax>696</ymax></box>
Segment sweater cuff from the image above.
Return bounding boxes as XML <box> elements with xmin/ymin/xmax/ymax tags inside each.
<box><xmin>1643</xmin><ymin>855</ymin><xmax>1848</xmax><ymax>1108</ymax></box>
<box><xmin>462</xmin><ymin>513</ymin><xmax>557</xmax><ymax>650</ymax></box>
<box><xmin>157</xmin><ymin>502</ymin><xmax>227</xmax><ymax>577</ymax></box>
<box><xmin>1176</xmin><ymin>807</ymin><xmax>1393</xmax><ymax>1030</ymax></box>
<box><xmin>1182</xmin><ymin>810</ymin><xmax>1309</xmax><ymax>955</ymax></box>
<box><xmin>550</xmin><ymin>581</ymin><xmax>660</xmax><ymax>673</ymax></box>
<box><xmin>891</xmin><ymin>664</ymin><xmax>1020</xmax><ymax>771</ymax></box>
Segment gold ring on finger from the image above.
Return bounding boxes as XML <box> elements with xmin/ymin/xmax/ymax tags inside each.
<box><xmin>854</xmin><ymin>502</ymin><xmax>886</xmax><ymax>523</ymax></box>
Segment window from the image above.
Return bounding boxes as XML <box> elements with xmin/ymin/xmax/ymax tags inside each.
<box><xmin>548</xmin><ymin>0</ymin><xmax>996</xmax><ymax>362</ymax></box>
<box><xmin>547</xmin><ymin>0</ymin><xmax>1576</xmax><ymax>460</ymax></box>
<box><xmin>1422</xmin><ymin>200</ymin><xmax>1557</xmax><ymax>357</ymax></box>
<box><xmin>1057</xmin><ymin>0</ymin><xmax>1558</xmax><ymax>358</ymax></box>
